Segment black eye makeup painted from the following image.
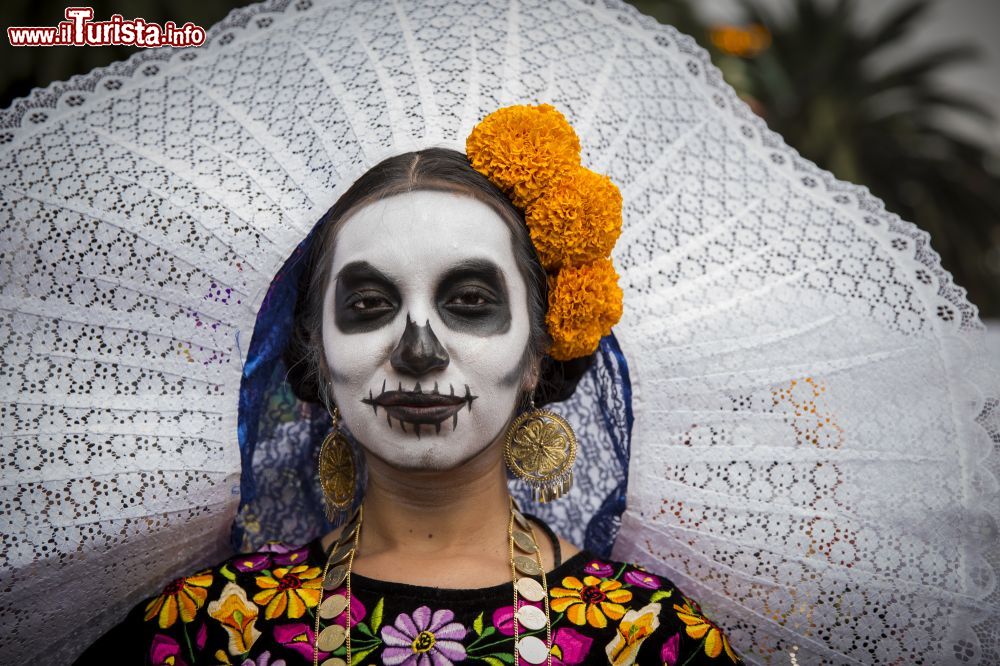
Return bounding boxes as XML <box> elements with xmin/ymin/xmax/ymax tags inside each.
<box><xmin>435</xmin><ymin>259</ymin><xmax>511</xmax><ymax>336</ymax></box>
<box><xmin>334</xmin><ymin>261</ymin><xmax>401</xmax><ymax>333</ymax></box>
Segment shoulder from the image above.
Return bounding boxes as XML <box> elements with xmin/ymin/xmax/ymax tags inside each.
<box><xmin>75</xmin><ymin>540</ymin><xmax>324</xmax><ymax>665</ymax></box>
<box><xmin>548</xmin><ymin>552</ymin><xmax>745</xmax><ymax>665</ymax></box>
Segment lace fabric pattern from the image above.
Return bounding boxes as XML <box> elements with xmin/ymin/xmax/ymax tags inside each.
<box><xmin>0</xmin><ymin>0</ymin><xmax>997</xmax><ymax>663</ymax></box>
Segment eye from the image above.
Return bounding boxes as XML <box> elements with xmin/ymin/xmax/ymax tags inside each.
<box><xmin>446</xmin><ymin>286</ymin><xmax>494</xmax><ymax>309</ymax></box>
<box><xmin>346</xmin><ymin>291</ymin><xmax>395</xmax><ymax>314</ymax></box>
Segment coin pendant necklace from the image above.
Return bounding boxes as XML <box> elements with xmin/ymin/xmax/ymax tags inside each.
<box><xmin>311</xmin><ymin>498</ymin><xmax>553</xmax><ymax>666</ymax></box>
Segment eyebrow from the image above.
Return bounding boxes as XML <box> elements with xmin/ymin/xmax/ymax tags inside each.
<box><xmin>335</xmin><ymin>261</ymin><xmax>396</xmax><ymax>285</ymax></box>
<box><xmin>437</xmin><ymin>258</ymin><xmax>508</xmax><ymax>290</ymax></box>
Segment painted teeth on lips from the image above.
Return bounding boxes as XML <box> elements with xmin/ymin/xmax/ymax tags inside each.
<box><xmin>360</xmin><ymin>382</ymin><xmax>478</xmax><ymax>434</ymax></box>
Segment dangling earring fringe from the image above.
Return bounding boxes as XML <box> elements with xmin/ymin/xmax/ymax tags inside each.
<box><xmin>503</xmin><ymin>397</ymin><xmax>577</xmax><ymax>502</ymax></box>
<box><xmin>318</xmin><ymin>404</ymin><xmax>356</xmax><ymax>521</ymax></box>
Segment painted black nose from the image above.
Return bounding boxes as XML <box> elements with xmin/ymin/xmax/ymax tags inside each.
<box><xmin>390</xmin><ymin>314</ymin><xmax>450</xmax><ymax>376</ymax></box>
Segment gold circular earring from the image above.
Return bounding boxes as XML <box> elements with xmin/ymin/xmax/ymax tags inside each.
<box><xmin>504</xmin><ymin>396</ymin><xmax>577</xmax><ymax>502</ymax></box>
<box><xmin>318</xmin><ymin>399</ymin><xmax>356</xmax><ymax>520</ymax></box>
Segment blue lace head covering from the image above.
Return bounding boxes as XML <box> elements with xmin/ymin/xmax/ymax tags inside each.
<box><xmin>234</xmin><ymin>198</ymin><xmax>634</xmax><ymax>558</ymax></box>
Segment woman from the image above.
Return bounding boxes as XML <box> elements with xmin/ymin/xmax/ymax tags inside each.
<box><xmin>7</xmin><ymin>0</ymin><xmax>994</xmax><ymax>663</ymax></box>
<box><xmin>76</xmin><ymin>128</ymin><xmax>744</xmax><ymax>665</ymax></box>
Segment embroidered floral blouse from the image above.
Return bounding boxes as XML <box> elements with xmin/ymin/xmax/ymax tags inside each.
<box><xmin>77</xmin><ymin>523</ymin><xmax>744</xmax><ymax>666</ymax></box>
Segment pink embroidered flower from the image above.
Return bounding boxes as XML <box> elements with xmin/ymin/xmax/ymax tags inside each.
<box><xmin>240</xmin><ymin>651</ymin><xmax>287</xmax><ymax>666</ymax></box>
<box><xmin>257</xmin><ymin>542</ymin><xmax>310</xmax><ymax>565</ymax></box>
<box><xmin>583</xmin><ymin>560</ymin><xmax>614</xmax><ymax>578</ymax></box>
<box><xmin>149</xmin><ymin>634</ymin><xmax>187</xmax><ymax>666</ymax></box>
<box><xmin>661</xmin><ymin>633</ymin><xmax>681</xmax><ymax>665</ymax></box>
<box><xmin>624</xmin><ymin>569</ymin><xmax>662</xmax><ymax>590</ymax></box>
<box><xmin>552</xmin><ymin>626</ymin><xmax>593</xmax><ymax>665</ymax></box>
<box><xmin>231</xmin><ymin>553</ymin><xmax>271</xmax><ymax>573</ymax></box>
<box><xmin>381</xmin><ymin>606</ymin><xmax>467</xmax><ymax>665</ymax></box>
<box><xmin>273</xmin><ymin>623</ymin><xmax>327</xmax><ymax>662</ymax></box>
<box><xmin>325</xmin><ymin>586</ymin><xmax>367</xmax><ymax>628</ymax></box>
<box><xmin>492</xmin><ymin>599</ymin><xmax>543</xmax><ymax>636</ymax></box>
<box><xmin>271</xmin><ymin>546</ymin><xmax>310</xmax><ymax>566</ymax></box>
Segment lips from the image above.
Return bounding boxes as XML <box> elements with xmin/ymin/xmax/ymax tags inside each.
<box><xmin>361</xmin><ymin>381</ymin><xmax>477</xmax><ymax>435</ymax></box>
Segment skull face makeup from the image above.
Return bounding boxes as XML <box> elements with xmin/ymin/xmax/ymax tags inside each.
<box><xmin>321</xmin><ymin>190</ymin><xmax>534</xmax><ymax>471</ymax></box>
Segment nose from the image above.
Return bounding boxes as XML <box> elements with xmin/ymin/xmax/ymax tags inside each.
<box><xmin>390</xmin><ymin>314</ymin><xmax>450</xmax><ymax>376</ymax></box>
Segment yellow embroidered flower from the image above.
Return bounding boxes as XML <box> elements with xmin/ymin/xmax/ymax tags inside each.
<box><xmin>550</xmin><ymin>575</ymin><xmax>633</xmax><ymax>628</ymax></box>
<box><xmin>546</xmin><ymin>258</ymin><xmax>623</xmax><ymax>360</ymax></box>
<box><xmin>674</xmin><ymin>598</ymin><xmax>739</xmax><ymax>662</ymax></box>
<box><xmin>143</xmin><ymin>571</ymin><xmax>213</xmax><ymax>629</ymax></box>
<box><xmin>252</xmin><ymin>564</ymin><xmax>323</xmax><ymax>620</ymax></box>
<box><xmin>525</xmin><ymin>166</ymin><xmax>622</xmax><ymax>270</ymax></box>
<box><xmin>466</xmin><ymin>104</ymin><xmax>580</xmax><ymax>208</ymax></box>
<box><xmin>605</xmin><ymin>602</ymin><xmax>661</xmax><ymax>666</ymax></box>
<box><xmin>208</xmin><ymin>582</ymin><xmax>262</xmax><ymax>655</ymax></box>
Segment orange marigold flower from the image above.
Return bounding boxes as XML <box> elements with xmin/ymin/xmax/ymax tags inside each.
<box><xmin>252</xmin><ymin>564</ymin><xmax>323</xmax><ymax>620</ymax></box>
<box><xmin>550</xmin><ymin>575</ymin><xmax>633</xmax><ymax>628</ymax></box>
<box><xmin>143</xmin><ymin>571</ymin><xmax>213</xmax><ymax>629</ymax></box>
<box><xmin>674</xmin><ymin>597</ymin><xmax>740</xmax><ymax>662</ymax></box>
<box><xmin>525</xmin><ymin>166</ymin><xmax>622</xmax><ymax>270</ymax></box>
<box><xmin>466</xmin><ymin>104</ymin><xmax>580</xmax><ymax>208</ymax></box>
<box><xmin>546</xmin><ymin>258</ymin><xmax>623</xmax><ymax>361</ymax></box>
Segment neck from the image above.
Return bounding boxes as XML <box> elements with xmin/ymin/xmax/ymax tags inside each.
<box><xmin>357</xmin><ymin>437</ymin><xmax>512</xmax><ymax>557</ymax></box>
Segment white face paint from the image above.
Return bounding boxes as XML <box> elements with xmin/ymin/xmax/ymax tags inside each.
<box><xmin>321</xmin><ymin>189</ymin><xmax>533</xmax><ymax>471</ymax></box>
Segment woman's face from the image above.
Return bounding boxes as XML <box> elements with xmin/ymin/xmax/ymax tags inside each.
<box><xmin>321</xmin><ymin>189</ymin><xmax>533</xmax><ymax>471</ymax></box>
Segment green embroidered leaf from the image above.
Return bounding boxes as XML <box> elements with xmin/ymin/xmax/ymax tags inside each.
<box><xmin>651</xmin><ymin>590</ymin><xmax>674</xmax><ymax>603</ymax></box>
<box><xmin>473</xmin><ymin>611</ymin><xmax>484</xmax><ymax>636</ymax></box>
<box><xmin>350</xmin><ymin>645</ymin><xmax>378</xmax><ymax>665</ymax></box>
<box><xmin>356</xmin><ymin>622</ymin><xmax>374</xmax><ymax>637</ymax></box>
<box><xmin>481</xmin><ymin>657</ymin><xmax>506</xmax><ymax>666</ymax></box>
<box><xmin>181</xmin><ymin>624</ymin><xmax>195</xmax><ymax>663</ymax></box>
<box><xmin>491</xmin><ymin>651</ymin><xmax>515</xmax><ymax>664</ymax></box>
<box><xmin>220</xmin><ymin>564</ymin><xmax>236</xmax><ymax>582</ymax></box>
<box><xmin>479</xmin><ymin>626</ymin><xmax>496</xmax><ymax>640</ymax></box>
<box><xmin>370</xmin><ymin>597</ymin><xmax>384</xmax><ymax>633</ymax></box>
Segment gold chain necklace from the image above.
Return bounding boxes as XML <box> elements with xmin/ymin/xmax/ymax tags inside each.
<box><xmin>311</xmin><ymin>498</ymin><xmax>553</xmax><ymax>666</ymax></box>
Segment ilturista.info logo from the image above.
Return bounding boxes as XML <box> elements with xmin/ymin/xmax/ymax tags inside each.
<box><xmin>7</xmin><ymin>7</ymin><xmax>206</xmax><ymax>48</ymax></box>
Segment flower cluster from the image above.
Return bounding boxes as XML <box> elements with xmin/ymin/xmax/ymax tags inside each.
<box><xmin>466</xmin><ymin>104</ymin><xmax>581</xmax><ymax>209</ymax></box>
<box><xmin>466</xmin><ymin>104</ymin><xmax>623</xmax><ymax>360</ymax></box>
<box><xmin>130</xmin><ymin>541</ymin><xmax>743</xmax><ymax>665</ymax></box>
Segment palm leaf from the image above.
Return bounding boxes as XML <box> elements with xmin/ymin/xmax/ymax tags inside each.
<box><xmin>867</xmin><ymin>45</ymin><xmax>983</xmax><ymax>94</ymax></box>
<box><xmin>862</xmin><ymin>0</ymin><xmax>932</xmax><ymax>53</ymax></box>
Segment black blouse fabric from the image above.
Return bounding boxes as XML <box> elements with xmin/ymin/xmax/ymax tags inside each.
<box><xmin>77</xmin><ymin>522</ymin><xmax>744</xmax><ymax>666</ymax></box>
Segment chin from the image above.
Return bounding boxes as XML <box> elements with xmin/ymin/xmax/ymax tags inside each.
<box><xmin>354</xmin><ymin>424</ymin><xmax>503</xmax><ymax>473</ymax></box>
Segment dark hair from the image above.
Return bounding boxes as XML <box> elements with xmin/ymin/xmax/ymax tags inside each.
<box><xmin>284</xmin><ymin>147</ymin><xmax>590</xmax><ymax>408</ymax></box>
